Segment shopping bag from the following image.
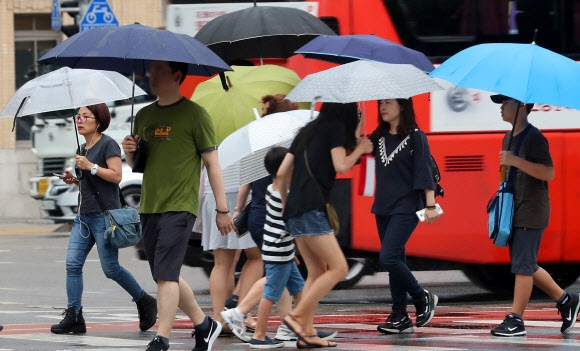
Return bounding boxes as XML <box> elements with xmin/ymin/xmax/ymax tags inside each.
<box><xmin>358</xmin><ymin>154</ymin><xmax>375</xmax><ymax>197</ymax></box>
<box><xmin>486</xmin><ymin>181</ymin><xmax>515</xmax><ymax>247</ymax></box>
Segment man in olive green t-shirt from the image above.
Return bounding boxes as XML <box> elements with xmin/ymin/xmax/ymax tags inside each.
<box><xmin>122</xmin><ymin>60</ymin><xmax>233</xmax><ymax>351</ymax></box>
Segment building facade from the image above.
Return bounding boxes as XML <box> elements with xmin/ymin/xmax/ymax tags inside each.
<box><xmin>0</xmin><ymin>0</ymin><xmax>165</xmax><ymax>219</ymax></box>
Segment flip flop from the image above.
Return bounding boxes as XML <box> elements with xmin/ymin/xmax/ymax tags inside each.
<box><xmin>282</xmin><ymin>314</ymin><xmax>307</xmax><ymax>340</ymax></box>
<box><xmin>297</xmin><ymin>336</ymin><xmax>337</xmax><ymax>348</ymax></box>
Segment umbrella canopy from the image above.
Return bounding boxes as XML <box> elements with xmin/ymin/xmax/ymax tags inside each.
<box><xmin>295</xmin><ymin>34</ymin><xmax>435</xmax><ymax>72</ymax></box>
<box><xmin>37</xmin><ymin>23</ymin><xmax>231</xmax><ymax>76</ymax></box>
<box><xmin>191</xmin><ymin>65</ymin><xmax>303</xmax><ymax>144</ymax></box>
<box><xmin>219</xmin><ymin>109</ymin><xmax>318</xmax><ymax>188</ymax></box>
<box><xmin>429</xmin><ymin>43</ymin><xmax>580</xmax><ymax>110</ymax></box>
<box><xmin>194</xmin><ymin>5</ymin><xmax>336</xmax><ymax>62</ymax></box>
<box><xmin>286</xmin><ymin>60</ymin><xmax>443</xmax><ymax>103</ymax></box>
<box><xmin>0</xmin><ymin>67</ymin><xmax>147</xmax><ymax>118</ymax></box>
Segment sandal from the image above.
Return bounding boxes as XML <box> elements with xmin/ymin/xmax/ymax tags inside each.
<box><xmin>298</xmin><ymin>336</ymin><xmax>337</xmax><ymax>348</ymax></box>
<box><xmin>282</xmin><ymin>314</ymin><xmax>307</xmax><ymax>340</ymax></box>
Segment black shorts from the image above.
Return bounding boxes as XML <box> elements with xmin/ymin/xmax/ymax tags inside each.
<box><xmin>509</xmin><ymin>227</ymin><xmax>543</xmax><ymax>276</ymax></box>
<box><xmin>141</xmin><ymin>212</ymin><xmax>196</xmax><ymax>282</ymax></box>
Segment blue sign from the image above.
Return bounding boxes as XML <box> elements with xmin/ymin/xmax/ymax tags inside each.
<box><xmin>80</xmin><ymin>0</ymin><xmax>119</xmax><ymax>32</ymax></box>
<box><xmin>51</xmin><ymin>0</ymin><xmax>61</xmax><ymax>30</ymax></box>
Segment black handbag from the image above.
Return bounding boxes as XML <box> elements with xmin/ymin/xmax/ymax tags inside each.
<box><xmin>234</xmin><ymin>200</ymin><xmax>251</xmax><ymax>238</ymax></box>
<box><xmin>132</xmin><ymin>138</ymin><xmax>147</xmax><ymax>173</ymax></box>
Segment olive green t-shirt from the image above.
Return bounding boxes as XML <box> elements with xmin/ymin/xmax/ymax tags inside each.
<box><xmin>134</xmin><ymin>98</ymin><xmax>217</xmax><ymax>215</ymax></box>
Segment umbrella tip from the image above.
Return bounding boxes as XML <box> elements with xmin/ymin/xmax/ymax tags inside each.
<box><xmin>532</xmin><ymin>29</ymin><xmax>538</xmax><ymax>44</ymax></box>
<box><xmin>226</xmin><ymin>76</ymin><xmax>232</xmax><ymax>88</ymax></box>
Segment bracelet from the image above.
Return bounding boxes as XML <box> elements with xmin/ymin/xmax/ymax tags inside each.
<box><xmin>215</xmin><ymin>209</ymin><xmax>230</xmax><ymax>214</ymax></box>
<box><xmin>426</xmin><ymin>205</ymin><xmax>437</xmax><ymax>210</ymax></box>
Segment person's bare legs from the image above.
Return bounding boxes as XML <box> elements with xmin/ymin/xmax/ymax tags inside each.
<box><xmin>156</xmin><ymin>277</ymin><xmax>207</xmax><ymax>338</ymax></box>
<box><xmin>289</xmin><ymin>234</ymin><xmax>348</xmax><ymax>336</ymax></box>
<box><xmin>253</xmin><ymin>298</ymin><xmax>275</xmax><ymax>341</ymax></box>
<box><xmin>533</xmin><ymin>267</ymin><xmax>565</xmax><ymax>300</ymax></box>
<box><xmin>210</xmin><ymin>248</ymin><xmax>239</xmax><ymax>323</ymax></box>
<box><xmin>236</xmin><ymin>247</ymin><xmax>263</xmax><ymax>302</ymax></box>
<box><xmin>512</xmin><ymin>274</ymin><xmax>533</xmax><ymax>316</ymax></box>
<box><xmin>177</xmin><ymin>277</ymin><xmax>207</xmax><ymax>325</ymax></box>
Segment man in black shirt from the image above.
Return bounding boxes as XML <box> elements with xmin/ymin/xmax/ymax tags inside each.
<box><xmin>489</xmin><ymin>95</ymin><xmax>580</xmax><ymax>337</ymax></box>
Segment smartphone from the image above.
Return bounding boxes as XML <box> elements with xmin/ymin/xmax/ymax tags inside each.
<box><xmin>53</xmin><ymin>173</ymin><xmax>77</xmax><ymax>181</ymax></box>
<box><xmin>416</xmin><ymin>203</ymin><xmax>443</xmax><ymax>222</ymax></box>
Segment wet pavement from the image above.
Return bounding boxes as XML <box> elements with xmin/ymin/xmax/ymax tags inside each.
<box><xmin>1</xmin><ymin>222</ymin><xmax>580</xmax><ymax>350</ymax></box>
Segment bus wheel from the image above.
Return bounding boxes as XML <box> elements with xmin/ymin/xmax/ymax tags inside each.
<box><xmin>462</xmin><ymin>264</ymin><xmax>580</xmax><ymax>296</ymax></box>
<box><xmin>297</xmin><ymin>257</ymin><xmax>375</xmax><ymax>290</ymax></box>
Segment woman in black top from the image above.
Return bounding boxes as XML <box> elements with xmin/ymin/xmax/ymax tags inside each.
<box><xmin>50</xmin><ymin>103</ymin><xmax>156</xmax><ymax>335</ymax></box>
<box><xmin>277</xmin><ymin>102</ymin><xmax>372</xmax><ymax>347</ymax></box>
<box><xmin>370</xmin><ymin>99</ymin><xmax>440</xmax><ymax>335</ymax></box>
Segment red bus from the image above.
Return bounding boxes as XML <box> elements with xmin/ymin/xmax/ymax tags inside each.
<box><xmin>172</xmin><ymin>0</ymin><xmax>580</xmax><ymax>293</ymax></box>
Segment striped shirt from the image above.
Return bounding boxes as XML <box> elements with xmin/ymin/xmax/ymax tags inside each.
<box><xmin>262</xmin><ymin>184</ymin><xmax>295</xmax><ymax>263</ymax></box>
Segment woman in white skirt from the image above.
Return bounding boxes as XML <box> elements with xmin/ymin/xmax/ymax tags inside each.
<box><xmin>198</xmin><ymin>167</ymin><xmax>263</xmax><ymax>332</ymax></box>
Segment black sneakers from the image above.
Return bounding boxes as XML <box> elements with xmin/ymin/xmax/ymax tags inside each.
<box><xmin>51</xmin><ymin>306</ymin><xmax>86</xmax><ymax>334</ymax></box>
<box><xmin>136</xmin><ymin>293</ymin><xmax>158</xmax><ymax>331</ymax></box>
<box><xmin>192</xmin><ymin>317</ymin><xmax>222</xmax><ymax>351</ymax></box>
<box><xmin>491</xmin><ymin>314</ymin><xmax>526</xmax><ymax>337</ymax></box>
<box><xmin>146</xmin><ymin>336</ymin><xmax>169</xmax><ymax>351</ymax></box>
<box><xmin>414</xmin><ymin>290</ymin><xmax>438</xmax><ymax>327</ymax></box>
<box><xmin>557</xmin><ymin>292</ymin><xmax>580</xmax><ymax>334</ymax></box>
<box><xmin>377</xmin><ymin>313</ymin><xmax>414</xmax><ymax>334</ymax></box>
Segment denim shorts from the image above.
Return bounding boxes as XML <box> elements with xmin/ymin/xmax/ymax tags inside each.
<box><xmin>263</xmin><ymin>261</ymin><xmax>304</xmax><ymax>302</ymax></box>
<box><xmin>285</xmin><ymin>210</ymin><xmax>333</xmax><ymax>237</ymax></box>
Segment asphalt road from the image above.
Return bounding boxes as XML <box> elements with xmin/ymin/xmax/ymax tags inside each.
<box><xmin>1</xmin><ymin>227</ymin><xmax>580</xmax><ymax>350</ymax></box>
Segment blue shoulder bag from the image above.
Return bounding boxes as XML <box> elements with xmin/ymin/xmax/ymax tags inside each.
<box><xmin>85</xmin><ymin>176</ymin><xmax>142</xmax><ymax>248</ymax></box>
<box><xmin>487</xmin><ymin>124</ymin><xmax>531</xmax><ymax>247</ymax></box>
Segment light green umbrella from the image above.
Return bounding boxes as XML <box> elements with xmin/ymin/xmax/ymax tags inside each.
<box><xmin>191</xmin><ymin>64</ymin><xmax>306</xmax><ymax>144</ymax></box>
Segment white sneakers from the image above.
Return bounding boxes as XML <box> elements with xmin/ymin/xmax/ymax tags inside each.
<box><xmin>221</xmin><ymin>308</ymin><xmax>251</xmax><ymax>343</ymax></box>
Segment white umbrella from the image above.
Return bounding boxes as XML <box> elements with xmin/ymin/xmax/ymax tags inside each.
<box><xmin>285</xmin><ymin>60</ymin><xmax>443</xmax><ymax>103</ymax></box>
<box><xmin>219</xmin><ymin>109</ymin><xmax>318</xmax><ymax>188</ymax></box>
<box><xmin>0</xmin><ymin>67</ymin><xmax>147</xmax><ymax>118</ymax></box>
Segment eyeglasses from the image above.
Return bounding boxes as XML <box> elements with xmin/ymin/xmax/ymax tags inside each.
<box><xmin>75</xmin><ymin>114</ymin><xmax>96</xmax><ymax>123</ymax></box>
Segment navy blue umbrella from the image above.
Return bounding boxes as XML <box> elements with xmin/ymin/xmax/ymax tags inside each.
<box><xmin>295</xmin><ymin>34</ymin><xmax>435</xmax><ymax>72</ymax></box>
<box><xmin>38</xmin><ymin>23</ymin><xmax>231</xmax><ymax>77</ymax></box>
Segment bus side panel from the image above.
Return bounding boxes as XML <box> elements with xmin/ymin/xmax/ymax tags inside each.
<box><xmin>561</xmin><ymin>133</ymin><xmax>580</xmax><ymax>262</ymax></box>
<box><xmin>350</xmin><ymin>132</ymin><xmax>569</xmax><ymax>264</ymax></box>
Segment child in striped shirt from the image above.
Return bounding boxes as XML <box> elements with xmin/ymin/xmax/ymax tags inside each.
<box><xmin>249</xmin><ymin>146</ymin><xmax>305</xmax><ymax>349</ymax></box>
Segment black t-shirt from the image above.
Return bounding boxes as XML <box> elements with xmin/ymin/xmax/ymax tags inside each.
<box><xmin>283</xmin><ymin>120</ymin><xmax>347</xmax><ymax>220</ymax></box>
<box><xmin>502</xmin><ymin>124</ymin><xmax>552</xmax><ymax>229</ymax></box>
<box><xmin>78</xmin><ymin>134</ymin><xmax>122</xmax><ymax>213</ymax></box>
<box><xmin>370</xmin><ymin>129</ymin><xmax>435</xmax><ymax>215</ymax></box>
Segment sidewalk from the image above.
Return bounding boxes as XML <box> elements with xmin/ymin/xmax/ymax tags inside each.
<box><xmin>0</xmin><ymin>217</ymin><xmax>69</xmax><ymax>234</ymax></box>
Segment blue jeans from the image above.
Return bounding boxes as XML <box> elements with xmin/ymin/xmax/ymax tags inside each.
<box><xmin>375</xmin><ymin>213</ymin><xmax>424</xmax><ymax>315</ymax></box>
<box><xmin>263</xmin><ymin>261</ymin><xmax>305</xmax><ymax>302</ymax></box>
<box><xmin>66</xmin><ymin>212</ymin><xmax>145</xmax><ymax>312</ymax></box>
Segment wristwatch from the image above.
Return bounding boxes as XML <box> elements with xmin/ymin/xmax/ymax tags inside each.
<box><xmin>90</xmin><ymin>164</ymin><xmax>99</xmax><ymax>175</ymax></box>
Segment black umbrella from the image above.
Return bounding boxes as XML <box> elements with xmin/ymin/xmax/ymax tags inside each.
<box><xmin>194</xmin><ymin>1</ymin><xmax>336</xmax><ymax>64</ymax></box>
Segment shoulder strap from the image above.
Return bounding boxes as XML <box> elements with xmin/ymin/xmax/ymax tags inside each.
<box><xmin>304</xmin><ymin>148</ymin><xmax>328</xmax><ymax>204</ymax></box>
<box><xmin>84</xmin><ymin>175</ymin><xmax>127</xmax><ymax>212</ymax></box>
<box><xmin>507</xmin><ymin>124</ymin><xmax>532</xmax><ymax>184</ymax></box>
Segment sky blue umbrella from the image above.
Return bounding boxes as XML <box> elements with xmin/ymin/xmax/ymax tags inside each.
<box><xmin>38</xmin><ymin>23</ymin><xmax>231</xmax><ymax>77</ymax></box>
<box><xmin>429</xmin><ymin>43</ymin><xmax>580</xmax><ymax>110</ymax></box>
<box><xmin>295</xmin><ymin>34</ymin><xmax>435</xmax><ymax>72</ymax></box>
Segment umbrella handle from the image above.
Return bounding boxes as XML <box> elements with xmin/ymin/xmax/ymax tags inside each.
<box><xmin>11</xmin><ymin>96</ymin><xmax>29</xmax><ymax>132</ymax></box>
<box><xmin>499</xmin><ymin>165</ymin><xmax>507</xmax><ymax>182</ymax></box>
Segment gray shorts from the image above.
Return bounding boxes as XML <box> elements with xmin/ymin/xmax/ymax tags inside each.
<box><xmin>141</xmin><ymin>212</ymin><xmax>196</xmax><ymax>282</ymax></box>
<box><xmin>509</xmin><ymin>227</ymin><xmax>543</xmax><ymax>276</ymax></box>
